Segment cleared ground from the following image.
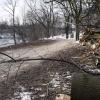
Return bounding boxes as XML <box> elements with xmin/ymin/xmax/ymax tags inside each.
<box><xmin>0</xmin><ymin>39</ymin><xmax>77</xmax><ymax>78</ymax></box>
<box><xmin>0</xmin><ymin>39</ymin><xmax>80</xmax><ymax>100</ymax></box>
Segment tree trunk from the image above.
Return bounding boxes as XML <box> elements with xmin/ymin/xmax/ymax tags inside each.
<box><xmin>13</xmin><ymin>30</ymin><xmax>16</xmax><ymax>45</ymax></box>
<box><xmin>46</xmin><ymin>28</ymin><xmax>50</xmax><ymax>38</ymax></box>
<box><xmin>21</xmin><ymin>32</ymin><xmax>26</xmax><ymax>43</ymax></box>
<box><xmin>13</xmin><ymin>13</ymin><xmax>17</xmax><ymax>45</ymax></box>
<box><xmin>75</xmin><ymin>23</ymin><xmax>80</xmax><ymax>41</ymax></box>
<box><xmin>65</xmin><ymin>25</ymin><xmax>69</xmax><ymax>39</ymax></box>
<box><xmin>65</xmin><ymin>16</ymin><xmax>70</xmax><ymax>39</ymax></box>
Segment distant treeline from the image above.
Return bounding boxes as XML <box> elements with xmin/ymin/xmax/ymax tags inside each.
<box><xmin>0</xmin><ymin>21</ymin><xmax>65</xmax><ymax>43</ymax></box>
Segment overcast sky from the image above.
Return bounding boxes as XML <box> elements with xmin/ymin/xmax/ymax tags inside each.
<box><xmin>0</xmin><ymin>0</ymin><xmax>29</xmax><ymax>23</ymax></box>
<box><xmin>0</xmin><ymin>0</ymin><xmax>49</xmax><ymax>23</ymax></box>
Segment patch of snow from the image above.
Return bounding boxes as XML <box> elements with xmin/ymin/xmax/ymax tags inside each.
<box><xmin>72</xmin><ymin>24</ymin><xmax>75</xmax><ymax>28</ymax></box>
<box><xmin>0</xmin><ymin>33</ymin><xmax>22</xmax><ymax>47</ymax></box>
<box><xmin>20</xmin><ymin>92</ymin><xmax>32</xmax><ymax>100</ymax></box>
<box><xmin>0</xmin><ymin>39</ymin><xmax>14</xmax><ymax>47</ymax></box>
<box><xmin>11</xmin><ymin>85</ymin><xmax>32</xmax><ymax>100</ymax></box>
<box><xmin>42</xmin><ymin>83</ymin><xmax>48</xmax><ymax>86</ymax></box>
<box><xmin>49</xmin><ymin>72</ymin><xmax>71</xmax><ymax>89</ymax></box>
<box><xmin>92</xmin><ymin>69</ymin><xmax>100</xmax><ymax>73</ymax></box>
<box><xmin>39</xmin><ymin>93</ymin><xmax>46</xmax><ymax>97</ymax></box>
<box><xmin>75</xmin><ymin>41</ymin><xmax>79</xmax><ymax>43</ymax></box>
<box><xmin>19</xmin><ymin>85</ymin><xmax>26</xmax><ymax>92</ymax></box>
<box><xmin>65</xmin><ymin>76</ymin><xmax>71</xmax><ymax>79</ymax></box>
<box><xmin>62</xmin><ymin>85</ymin><xmax>69</xmax><ymax>91</ymax></box>
<box><xmin>66</xmin><ymin>71</ymin><xmax>71</xmax><ymax>76</ymax></box>
<box><xmin>35</xmin><ymin>87</ymin><xmax>42</xmax><ymax>91</ymax></box>
<box><xmin>49</xmin><ymin>72</ymin><xmax>60</xmax><ymax>88</ymax></box>
<box><xmin>44</xmin><ymin>34</ymin><xmax>66</xmax><ymax>40</ymax></box>
<box><xmin>1</xmin><ymin>74</ymin><xmax>7</xmax><ymax>78</ymax></box>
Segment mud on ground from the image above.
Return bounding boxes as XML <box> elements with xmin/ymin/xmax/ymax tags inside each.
<box><xmin>0</xmin><ymin>44</ymin><xmax>89</xmax><ymax>100</ymax></box>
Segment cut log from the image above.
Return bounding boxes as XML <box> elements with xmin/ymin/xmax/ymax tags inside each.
<box><xmin>71</xmin><ymin>72</ymin><xmax>100</xmax><ymax>100</ymax></box>
<box><xmin>56</xmin><ymin>94</ymin><xmax>71</xmax><ymax>100</ymax></box>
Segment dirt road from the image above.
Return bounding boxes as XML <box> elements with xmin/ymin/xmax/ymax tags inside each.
<box><xmin>0</xmin><ymin>39</ymin><xmax>80</xmax><ymax>100</ymax></box>
<box><xmin>0</xmin><ymin>39</ymin><xmax>77</xmax><ymax>79</ymax></box>
<box><xmin>5</xmin><ymin>39</ymin><xmax>76</xmax><ymax>58</ymax></box>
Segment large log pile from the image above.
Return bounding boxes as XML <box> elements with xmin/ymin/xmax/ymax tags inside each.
<box><xmin>80</xmin><ymin>28</ymin><xmax>100</xmax><ymax>51</ymax></box>
<box><xmin>79</xmin><ymin>28</ymin><xmax>100</xmax><ymax>68</ymax></box>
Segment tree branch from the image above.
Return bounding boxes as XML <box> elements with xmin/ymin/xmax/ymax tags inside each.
<box><xmin>0</xmin><ymin>56</ymin><xmax>100</xmax><ymax>76</ymax></box>
<box><xmin>0</xmin><ymin>52</ymin><xmax>16</xmax><ymax>62</ymax></box>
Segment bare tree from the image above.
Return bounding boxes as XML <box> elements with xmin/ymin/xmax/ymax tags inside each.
<box><xmin>44</xmin><ymin>0</ymin><xmax>94</xmax><ymax>40</ymax></box>
<box><xmin>16</xmin><ymin>17</ymin><xmax>26</xmax><ymax>43</ymax></box>
<box><xmin>26</xmin><ymin>0</ymin><xmax>59</xmax><ymax>38</ymax></box>
<box><xmin>0</xmin><ymin>21</ymin><xmax>8</xmax><ymax>35</ymax></box>
<box><xmin>4</xmin><ymin>0</ymin><xmax>17</xmax><ymax>45</ymax></box>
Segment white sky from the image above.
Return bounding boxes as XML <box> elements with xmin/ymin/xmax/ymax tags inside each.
<box><xmin>0</xmin><ymin>0</ymin><xmax>56</xmax><ymax>23</ymax></box>
<box><xmin>0</xmin><ymin>0</ymin><xmax>27</xmax><ymax>23</ymax></box>
<box><xmin>0</xmin><ymin>0</ymin><xmax>41</xmax><ymax>23</ymax></box>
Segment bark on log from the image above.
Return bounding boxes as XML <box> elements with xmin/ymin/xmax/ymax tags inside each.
<box><xmin>71</xmin><ymin>72</ymin><xmax>100</xmax><ymax>100</ymax></box>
